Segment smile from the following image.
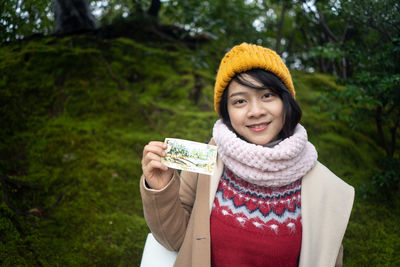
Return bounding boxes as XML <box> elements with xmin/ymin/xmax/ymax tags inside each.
<box><xmin>247</xmin><ymin>122</ymin><xmax>270</xmax><ymax>132</ymax></box>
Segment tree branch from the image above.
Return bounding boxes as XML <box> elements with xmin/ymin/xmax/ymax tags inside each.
<box><xmin>302</xmin><ymin>1</ymin><xmax>319</xmax><ymax>23</ymax></box>
<box><xmin>340</xmin><ymin>23</ymin><xmax>349</xmax><ymax>43</ymax></box>
<box><xmin>346</xmin><ymin>3</ymin><xmax>394</xmax><ymax>42</ymax></box>
<box><xmin>0</xmin><ymin>175</ymin><xmax>43</xmax><ymax>190</ymax></box>
<box><xmin>316</xmin><ymin>9</ymin><xmax>340</xmax><ymax>43</ymax></box>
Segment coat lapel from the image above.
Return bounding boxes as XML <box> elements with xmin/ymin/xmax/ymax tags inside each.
<box><xmin>191</xmin><ymin>172</ymin><xmax>212</xmax><ymax>267</ymax></box>
<box><xmin>299</xmin><ymin>162</ymin><xmax>354</xmax><ymax>267</ymax></box>
<box><xmin>209</xmin><ymin>155</ymin><xmax>224</xmax><ymax>213</ymax></box>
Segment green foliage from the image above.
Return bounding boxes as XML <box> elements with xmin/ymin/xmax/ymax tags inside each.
<box><xmin>308</xmin><ymin>43</ymin><xmax>344</xmax><ymax>61</ymax></box>
<box><xmin>340</xmin><ymin>38</ymin><xmax>400</xmax><ymax>156</ymax></box>
<box><xmin>359</xmin><ymin>157</ymin><xmax>400</xmax><ymax>199</ymax></box>
<box><xmin>294</xmin><ymin>71</ymin><xmax>400</xmax><ymax>266</ymax></box>
<box><xmin>298</xmin><ymin>0</ymin><xmax>400</xmax><ymax>158</ymax></box>
<box><xmin>0</xmin><ymin>0</ymin><xmax>53</xmax><ymax>42</ymax></box>
<box><xmin>293</xmin><ymin>71</ymin><xmax>383</xmax><ymax>184</ymax></box>
<box><xmin>161</xmin><ymin>0</ymin><xmax>264</xmax><ymax>48</ymax></box>
<box><xmin>92</xmin><ymin>0</ymin><xmax>137</xmax><ymax>25</ymax></box>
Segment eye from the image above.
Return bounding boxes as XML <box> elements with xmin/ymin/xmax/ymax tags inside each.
<box><xmin>233</xmin><ymin>99</ymin><xmax>246</xmax><ymax>105</ymax></box>
<box><xmin>263</xmin><ymin>93</ymin><xmax>273</xmax><ymax>98</ymax></box>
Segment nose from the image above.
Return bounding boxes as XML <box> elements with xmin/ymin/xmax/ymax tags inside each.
<box><xmin>247</xmin><ymin>100</ymin><xmax>267</xmax><ymax>118</ymax></box>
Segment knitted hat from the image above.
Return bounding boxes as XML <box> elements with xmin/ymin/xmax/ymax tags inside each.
<box><xmin>214</xmin><ymin>42</ymin><xmax>295</xmax><ymax>114</ymax></box>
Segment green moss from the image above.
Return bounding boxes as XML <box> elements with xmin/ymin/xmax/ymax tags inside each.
<box><xmin>344</xmin><ymin>197</ymin><xmax>400</xmax><ymax>266</ymax></box>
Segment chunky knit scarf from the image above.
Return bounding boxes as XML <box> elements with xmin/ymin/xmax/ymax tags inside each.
<box><xmin>212</xmin><ymin>119</ymin><xmax>318</xmax><ymax>187</ymax></box>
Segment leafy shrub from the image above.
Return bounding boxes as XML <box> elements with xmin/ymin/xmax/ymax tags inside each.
<box><xmin>360</xmin><ymin>157</ymin><xmax>400</xmax><ymax>199</ymax></box>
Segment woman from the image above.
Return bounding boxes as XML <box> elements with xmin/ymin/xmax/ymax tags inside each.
<box><xmin>140</xmin><ymin>43</ymin><xmax>354</xmax><ymax>267</ymax></box>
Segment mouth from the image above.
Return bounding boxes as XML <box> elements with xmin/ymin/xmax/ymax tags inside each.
<box><xmin>247</xmin><ymin>122</ymin><xmax>270</xmax><ymax>132</ymax></box>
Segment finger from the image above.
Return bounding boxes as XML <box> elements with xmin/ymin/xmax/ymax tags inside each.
<box><xmin>142</xmin><ymin>151</ymin><xmax>162</xmax><ymax>167</ymax></box>
<box><xmin>145</xmin><ymin>160</ymin><xmax>169</xmax><ymax>173</ymax></box>
<box><xmin>148</xmin><ymin>141</ymin><xmax>167</xmax><ymax>149</ymax></box>
<box><xmin>143</xmin><ymin>143</ymin><xmax>167</xmax><ymax>157</ymax></box>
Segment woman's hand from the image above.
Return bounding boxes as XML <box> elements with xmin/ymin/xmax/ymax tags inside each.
<box><xmin>141</xmin><ymin>141</ymin><xmax>174</xmax><ymax>190</ymax></box>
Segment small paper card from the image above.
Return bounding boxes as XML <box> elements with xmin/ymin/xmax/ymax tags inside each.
<box><xmin>161</xmin><ymin>138</ymin><xmax>218</xmax><ymax>175</ymax></box>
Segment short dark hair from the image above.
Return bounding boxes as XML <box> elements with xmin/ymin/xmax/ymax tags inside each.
<box><xmin>219</xmin><ymin>69</ymin><xmax>302</xmax><ymax>140</ymax></box>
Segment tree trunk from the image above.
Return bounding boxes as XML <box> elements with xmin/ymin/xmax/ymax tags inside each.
<box><xmin>275</xmin><ymin>4</ymin><xmax>288</xmax><ymax>54</ymax></box>
<box><xmin>341</xmin><ymin>57</ymin><xmax>347</xmax><ymax>79</ymax></box>
<box><xmin>131</xmin><ymin>0</ymin><xmax>144</xmax><ymax>14</ymax></box>
<box><xmin>53</xmin><ymin>0</ymin><xmax>98</xmax><ymax>34</ymax></box>
<box><xmin>148</xmin><ymin>0</ymin><xmax>161</xmax><ymax>18</ymax></box>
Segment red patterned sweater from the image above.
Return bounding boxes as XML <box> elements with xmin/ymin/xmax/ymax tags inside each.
<box><xmin>210</xmin><ymin>167</ymin><xmax>302</xmax><ymax>267</ymax></box>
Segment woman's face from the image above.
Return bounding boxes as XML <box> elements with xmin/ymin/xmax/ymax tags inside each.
<box><xmin>227</xmin><ymin>75</ymin><xmax>284</xmax><ymax>146</ymax></box>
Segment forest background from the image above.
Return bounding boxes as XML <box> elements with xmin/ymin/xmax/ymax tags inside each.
<box><xmin>1</xmin><ymin>0</ymin><xmax>399</xmax><ymax>266</ymax></box>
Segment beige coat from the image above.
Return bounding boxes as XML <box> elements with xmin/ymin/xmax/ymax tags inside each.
<box><xmin>140</xmin><ymin>154</ymin><xmax>354</xmax><ymax>267</ymax></box>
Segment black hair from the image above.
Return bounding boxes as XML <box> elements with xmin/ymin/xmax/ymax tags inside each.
<box><xmin>219</xmin><ymin>69</ymin><xmax>302</xmax><ymax>140</ymax></box>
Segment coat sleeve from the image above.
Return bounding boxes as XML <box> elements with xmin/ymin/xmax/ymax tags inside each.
<box><xmin>140</xmin><ymin>170</ymin><xmax>198</xmax><ymax>251</ymax></box>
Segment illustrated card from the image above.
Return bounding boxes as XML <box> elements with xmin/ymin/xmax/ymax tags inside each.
<box><xmin>161</xmin><ymin>138</ymin><xmax>218</xmax><ymax>175</ymax></box>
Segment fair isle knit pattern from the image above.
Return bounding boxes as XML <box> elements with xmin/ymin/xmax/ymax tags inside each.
<box><xmin>212</xmin><ymin>119</ymin><xmax>318</xmax><ymax>187</ymax></box>
<box><xmin>212</xmin><ymin>167</ymin><xmax>302</xmax><ymax>235</ymax></box>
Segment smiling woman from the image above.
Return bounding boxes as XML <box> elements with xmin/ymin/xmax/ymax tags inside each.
<box><xmin>140</xmin><ymin>42</ymin><xmax>354</xmax><ymax>267</ymax></box>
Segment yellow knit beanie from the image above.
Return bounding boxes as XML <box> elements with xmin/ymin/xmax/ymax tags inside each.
<box><xmin>214</xmin><ymin>42</ymin><xmax>295</xmax><ymax>114</ymax></box>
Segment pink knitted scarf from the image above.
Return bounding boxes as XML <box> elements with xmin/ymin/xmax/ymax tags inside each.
<box><xmin>212</xmin><ymin>119</ymin><xmax>318</xmax><ymax>187</ymax></box>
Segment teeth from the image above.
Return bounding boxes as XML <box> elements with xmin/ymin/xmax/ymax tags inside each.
<box><xmin>250</xmin><ymin>123</ymin><xmax>267</xmax><ymax>128</ymax></box>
